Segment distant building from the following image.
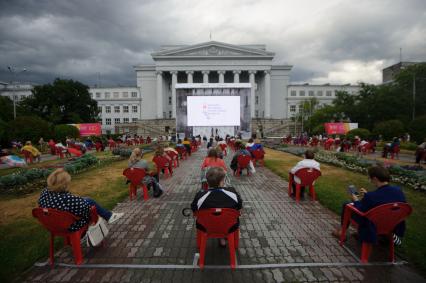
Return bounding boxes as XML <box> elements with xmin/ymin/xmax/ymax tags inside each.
<box><xmin>286</xmin><ymin>84</ymin><xmax>361</xmax><ymax>117</ymax></box>
<box><xmin>89</xmin><ymin>86</ymin><xmax>141</xmax><ymax>134</ymax></box>
<box><xmin>0</xmin><ymin>82</ymin><xmax>34</xmax><ymax>102</ymax></box>
<box><xmin>382</xmin><ymin>61</ymin><xmax>419</xmax><ymax>83</ymax></box>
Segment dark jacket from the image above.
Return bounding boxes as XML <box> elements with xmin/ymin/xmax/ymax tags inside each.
<box><xmin>353</xmin><ymin>184</ymin><xmax>407</xmax><ymax>243</ymax></box>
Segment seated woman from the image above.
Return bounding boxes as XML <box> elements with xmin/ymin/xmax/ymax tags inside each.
<box><xmin>21</xmin><ymin>141</ymin><xmax>42</xmax><ymax>162</ymax></box>
<box><xmin>230</xmin><ymin>142</ymin><xmax>251</xmax><ymax>174</ymax></box>
<box><xmin>38</xmin><ymin>169</ymin><xmax>123</xmax><ymax>233</ymax></box>
<box><xmin>201</xmin><ymin>148</ymin><xmax>227</xmax><ymax>171</ymax></box>
<box><xmin>128</xmin><ymin>148</ymin><xmax>162</xmax><ymax>196</ymax></box>
<box><xmin>191</xmin><ymin>167</ymin><xmax>243</xmax><ymax>246</ymax></box>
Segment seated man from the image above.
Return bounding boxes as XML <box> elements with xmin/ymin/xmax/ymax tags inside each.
<box><xmin>289</xmin><ymin>150</ymin><xmax>321</xmax><ymax>199</ymax></box>
<box><xmin>191</xmin><ymin>167</ymin><xmax>243</xmax><ymax>246</ymax></box>
<box><xmin>21</xmin><ymin>141</ymin><xmax>42</xmax><ymax>162</ymax></box>
<box><xmin>333</xmin><ymin>166</ymin><xmax>407</xmax><ymax>244</ymax></box>
<box><xmin>230</xmin><ymin>142</ymin><xmax>251</xmax><ymax>174</ymax></box>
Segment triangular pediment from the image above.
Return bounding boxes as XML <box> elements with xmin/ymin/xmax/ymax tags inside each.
<box><xmin>152</xmin><ymin>41</ymin><xmax>274</xmax><ymax>58</ymax></box>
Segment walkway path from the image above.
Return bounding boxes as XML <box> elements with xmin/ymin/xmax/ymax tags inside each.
<box><xmin>21</xmin><ymin>147</ymin><xmax>425</xmax><ymax>282</ymax></box>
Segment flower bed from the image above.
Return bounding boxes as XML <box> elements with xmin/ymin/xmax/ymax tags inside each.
<box><xmin>0</xmin><ymin>154</ymin><xmax>124</xmax><ymax>194</ymax></box>
<box><xmin>272</xmin><ymin>147</ymin><xmax>426</xmax><ymax>192</ymax></box>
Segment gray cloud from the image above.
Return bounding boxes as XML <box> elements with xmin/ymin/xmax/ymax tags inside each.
<box><xmin>0</xmin><ymin>0</ymin><xmax>425</xmax><ymax>86</ymax></box>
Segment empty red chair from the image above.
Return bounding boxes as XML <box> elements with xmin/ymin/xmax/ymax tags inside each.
<box><xmin>108</xmin><ymin>140</ymin><xmax>116</xmax><ymax>150</ymax></box>
<box><xmin>288</xmin><ymin>168</ymin><xmax>321</xmax><ymax>203</ymax></box>
<box><xmin>251</xmin><ymin>149</ymin><xmax>265</xmax><ymax>166</ymax></box>
<box><xmin>153</xmin><ymin>156</ymin><xmax>172</xmax><ymax>178</ymax></box>
<box><xmin>234</xmin><ymin>154</ymin><xmax>252</xmax><ymax>177</ymax></box>
<box><xmin>194</xmin><ymin>208</ymin><xmax>240</xmax><ymax>269</ymax></box>
<box><xmin>339</xmin><ymin>202</ymin><xmax>412</xmax><ymax>263</ymax></box>
<box><xmin>191</xmin><ymin>142</ymin><xmax>198</xmax><ymax>152</ymax></box>
<box><xmin>123</xmin><ymin>168</ymin><xmax>149</xmax><ymax>200</ymax></box>
<box><xmin>32</xmin><ymin>206</ymin><xmax>98</xmax><ymax>267</ymax></box>
<box><xmin>391</xmin><ymin>145</ymin><xmax>400</xmax><ymax>159</ymax></box>
<box><xmin>22</xmin><ymin>150</ymin><xmax>33</xmax><ymax>164</ymax></box>
<box><xmin>95</xmin><ymin>142</ymin><xmax>103</xmax><ymax>152</ymax></box>
<box><xmin>166</xmin><ymin>150</ymin><xmax>179</xmax><ymax>168</ymax></box>
<box><xmin>176</xmin><ymin>147</ymin><xmax>187</xmax><ymax>160</ymax></box>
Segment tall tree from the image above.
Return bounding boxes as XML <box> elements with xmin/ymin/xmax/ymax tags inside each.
<box><xmin>0</xmin><ymin>96</ymin><xmax>14</xmax><ymax>122</ymax></box>
<box><xmin>20</xmin><ymin>78</ymin><xmax>99</xmax><ymax>124</ymax></box>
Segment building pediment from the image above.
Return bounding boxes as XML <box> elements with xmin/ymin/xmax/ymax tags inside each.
<box><xmin>151</xmin><ymin>41</ymin><xmax>274</xmax><ymax>59</ymax></box>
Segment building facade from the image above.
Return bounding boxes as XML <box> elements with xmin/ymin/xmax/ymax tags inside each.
<box><xmin>89</xmin><ymin>87</ymin><xmax>141</xmax><ymax>134</ymax></box>
<box><xmin>287</xmin><ymin>84</ymin><xmax>361</xmax><ymax>117</ymax></box>
<box><xmin>0</xmin><ymin>82</ymin><xmax>34</xmax><ymax>102</ymax></box>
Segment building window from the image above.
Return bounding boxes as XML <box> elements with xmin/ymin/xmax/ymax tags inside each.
<box><xmin>96</xmin><ymin>92</ymin><xmax>101</xmax><ymax>98</ymax></box>
<box><xmin>317</xmin><ymin>90</ymin><xmax>323</xmax><ymax>96</ymax></box>
<box><xmin>131</xmin><ymin>92</ymin><xmax>138</xmax><ymax>98</ymax></box>
<box><xmin>114</xmin><ymin>118</ymin><xmax>120</xmax><ymax>124</ymax></box>
<box><xmin>123</xmin><ymin>118</ymin><xmax>129</xmax><ymax>123</ymax></box>
<box><xmin>98</xmin><ymin>106</ymin><xmax>102</xmax><ymax>113</ymax></box>
<box><xmin>113</xmin><ymin>92</ymin><xmax>119</xmax><ymax>98</ymax></box>
<box><xmin>123</xmin><ymin>106</ymin><xmax>129</xmax><ymax>113</ymax></box>
<box><xmin>308</xmin><ymin>90</ymin><xmax>314</xmax><ymax>96</ymax></box>
<box><xmin>114</xmin><ymin>106</ymin><xmax>120</xmax><ymax>113</ymax></box>
<box><xmin>299</xmin><ymin>90</ymin><xmax>305</xmax><ymax>96</ymax></box>
<box><xmin>105</xmin><ymin>106</ymin><xmax>111</xmax><ymax>113</ymax></box>
<box><xmin>255</xmin><ymin>110</ymin><xmax>259</xmax><ymax>118</ymax></box>
<box><xmin>168</xmin><ymin>97</ymin><xmax>172</xmax><ymax>105</ymax></box>
<box><xmin>122</xmin><ymin>92</ymin><xmax>128</xmax><ymax>98</ymax></box>
<box><xmin>290</xmin><ymin>105</ymin><xmax>296</xmax><ymax>112</ymax></box>
<box><xmin>105</xmin><ymin>118</ymin><xmax>111</xmax><ymax>125</ymax></box>
<box><xmin>298</xmin><ymin>105</ymin><xmax>303</xmax><ymax>113</ymax></box>
<box><xmin>326</xmin><ymin>90</ymin><xmax>332</xmax><ymax>96</ymax></box>
<box><xmin>132</xmin><ymin>118</ymin><xmax>137</xmax><ymax>122</ymax></box>
<box><xmin>169</xmin><ymin>111</ymin><xmax>172</xmax><ymax>118</ymax></box>
<box><xmin>255</xmin><ymin>96</ymin><xmax>259</xmax><ymax>105</ymax></box>
<box><xmin>105</xmin><ymin>92</ymin><xmax>110</xmax><ymax>98</ymax></box>
<box><xmin>291</xmin><ymin>90</ymin><xmax>296</xmax><ymax>96</ymax></box>
<box><xmin>132</xmin><ymin>105</ymin><xmax>138</xmax><ymax>113</ymax></box>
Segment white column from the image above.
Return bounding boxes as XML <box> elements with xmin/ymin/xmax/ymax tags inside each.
<box><xmin>233</xmin><ymin>70</ymin><xmax>241</xmax><ymax>83</ymax></box>
<box><xmin>202</xmin><ymin>70</ymin><xmax>210</xmax><ymax>83</ymax></box>
<box><xmin>171</xmin><ymin>71</ymin><xmax>177</xmax><ymax>118</ymax></box>
<box><xmin>156</xmin><ymin>71</ymin><xmax>163</xmax><ymax>119</ymax></box>
<box><xmin>264</xmin><ymin>70</ymin><xmax>271</xmax><ymax>118</ymax></box>
<box><xmin>218</xmin><ymin>70</ymin><xmax>225</xmax><ymax>83</ymax></box>
<box><xmin>249</xmin><ymin>70</ymin><xmax>256</xmax><ymax>117</ymax></box>
<box><xmin>186</xmin><ymin>71</ymin><xmax>193</xmax><ymax>83</ymax></box>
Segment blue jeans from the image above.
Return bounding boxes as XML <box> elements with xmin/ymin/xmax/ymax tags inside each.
<box><xmin>84</xmin><ymin>198</ymin><xmax>112</xmax><ymax>221</ymax></box>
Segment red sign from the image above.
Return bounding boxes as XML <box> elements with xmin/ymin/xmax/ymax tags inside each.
<box><xmin>324</xmin><ymin>123</ymin><xmax>358</xmax><ymax>135</ymax></box>
<box><xmin>72</xmin><ymin>123</ymin><xmax>102</xmax><ymax>137</ymax></box>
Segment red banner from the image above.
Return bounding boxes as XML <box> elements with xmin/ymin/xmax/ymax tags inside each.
<box><xmin>324</xmin><ymin>123</ymin><xmax>357</xmax><ymax>135</ymax></box>
<box><xmin>72</xmin><ymin>123</ymin><xmax>102</xmax><ymax>137</ymax></box>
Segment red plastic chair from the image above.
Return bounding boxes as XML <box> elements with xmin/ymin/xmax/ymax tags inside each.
<box><xmin>108</xmin><ymin>140</ymin><xmax>116</xmax><ymax>150</ymax></box>
<box><xmin>32</xmin><ymin>206</ymin><xmax>98</xmax><ymax>267</ymax></box>
<box><xmin>339</xmin><ymin>202</ymin><xmax>412</xmax><ymax>263</ymax></box>
<box><xmin>391</xmin><ymin>145</ymin><xmax>400</xmax><ymax>159</ymax></box>
<box><xmin>153</xmin><ymin>156</ymin><xmax>172</xmax><ymax>178</ymax></box>
<box><xmin>166</xmin><ymin>150</ymin><xmax>179</xmax><ymax>168</ymax></box>
<box><xmin>219</xmin><ymin>144</ymin><xmax>227</xmax><ymax>156</ymax></box>
<box><xmin>123</xmin><ymin>168</ymin><xmax>149</xmax><ymax>200</ymax></box>
<box><xmin>176</xmin><ymin>147</ymin><xmax>187</xmax><ymax>160</ymax></box>
<box><xmin>251</xmin><ymin>149</ymin><xmax>265</xmax><ymax>166</ymax></box>
<box><xmin>22</xmin><ymin>150</ymin><xmax>33</xmax><ymax>164</ymax></box>
<box><xmin>95</xmin><ymin>142</ymin><xmax>103</xmax><ymax>152</ymax></box>
<box><xmin>55</xmin><ymin>146</ymin><xmax>65</xmax><ymax>159</ymax></box>
<box><xmin>234</xmin><ymin>154</ymin><xmax>252</xmax><ymax>177</ymax></box>
<box><xmin>288</xmin><ymin>168</ymin><xmax>321</xmax><ymax>203</ymax></box>
<box><xmin>194</xmin><ymin>208</ymin><xmax>240</xmax><ymax>269</ymax></box>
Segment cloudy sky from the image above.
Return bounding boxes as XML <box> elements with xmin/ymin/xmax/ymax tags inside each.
<box><xmin>0</xmin><ymin>0</ymin><xmax>425</xmax><ymax>86</ymax></box>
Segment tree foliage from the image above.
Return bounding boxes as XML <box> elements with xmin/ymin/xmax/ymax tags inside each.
<box><xmin>54</xmin><ymin>124</ymin><xmax>80</xmax><ymax>143</ymax></box>
<box><xmin>346</xmin><ymin>128</ymin><xmax>371</xmax><ymax>140</ymax></box>
<box><xmin>305</xmin><ymin>63</ymin><xmax>426</xmax><ymax>140</ymax></box>
<box><xmin>20</xmin><ymin>78</ymin><xmax>99</xmax><ymax>124</ymax></box>
<box><xmin>373</xmin><ymin>120</ymin><xmax>405</xmax><ymax>140</ymax></box>
<box><xmin>7</xmin><ymin>116</ymin><xmax>52</xmax><ymax>143</ymax></box>
<box><xmin>0</xmin><ymin>96</ymin><xmax>14</xmax><ymax>122</ymax></box>
<box><xmin>409</xmin><ymin>115</ymin><xmax>426</xmax><ymax>144</ymax></box>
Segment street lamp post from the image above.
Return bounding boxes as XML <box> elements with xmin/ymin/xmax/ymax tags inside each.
<box><xmin>7</xmin><ymin>66</ymin><xmax>27</xmax><ymax>119</ymax></box>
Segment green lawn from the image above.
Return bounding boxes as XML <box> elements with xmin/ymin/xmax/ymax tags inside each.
<box><xmin>0</xmin><ymin>152</ymin><xmax>146</xmax><ymax>282</ymax></box>
<box><xmin>264</xmin><ymin>148</ymin><xmax>426</xmax><ymax>275</ymax></box>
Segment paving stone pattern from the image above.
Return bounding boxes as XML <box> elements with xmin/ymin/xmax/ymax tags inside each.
<box><xmin>22</xmin><ymin>147</ymin><xmax>425</xmax><ymax>283</ymax></box>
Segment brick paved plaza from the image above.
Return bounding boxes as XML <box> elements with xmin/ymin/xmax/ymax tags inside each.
<box><xmin>21</xmin><ymin>148</ymin><xmax>425</xmax><ymax>283</ymax></box>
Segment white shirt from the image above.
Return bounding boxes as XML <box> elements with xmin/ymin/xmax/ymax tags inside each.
<box><xmin>290</xmin><ymin>159</ymin><xmax>321</xmax><ymax>184</ymax></box>
<box><xmin>360</xmin><ymin>140</ymin><xmax>368</xmax><ymax>146</ymax></box>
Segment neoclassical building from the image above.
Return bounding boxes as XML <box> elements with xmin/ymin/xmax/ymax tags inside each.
<box><xmin>89</xmin><ymin>41</ymin><xmax>361</xmax><ymax>136</ymax></box>
<box><xmin>134</xmin><ymin>41</ymin><xmax>292</xmax><ymax>121</ymax></box>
